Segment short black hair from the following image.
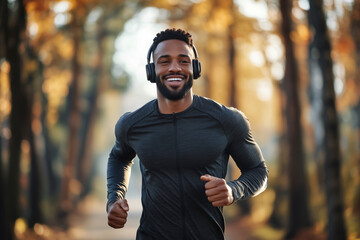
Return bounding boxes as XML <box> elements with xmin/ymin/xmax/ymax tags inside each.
<box><xmin>151</xmin><ymin>28</ymin><xmax>193</xmax><ymax>52</ymax></box>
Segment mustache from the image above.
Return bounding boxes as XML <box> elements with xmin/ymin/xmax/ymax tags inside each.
<box><xmin>162</xmin><ymin>73</ymin><xmax>187</xmax><ymax>79</ymax></box>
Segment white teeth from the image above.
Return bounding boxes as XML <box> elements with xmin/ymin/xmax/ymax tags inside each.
<box><xmin>167</xmin><ymin>78</ymin><xmax>182</xmax><ymax>82</ymax></box>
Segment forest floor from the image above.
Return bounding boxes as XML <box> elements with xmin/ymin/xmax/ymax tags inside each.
<box><xmin>16</xmin><ymin>194</ymin><xmax>331</xmax><ymax>240</ymax></box>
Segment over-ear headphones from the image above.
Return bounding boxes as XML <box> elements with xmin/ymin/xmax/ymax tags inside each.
<box><xmin>145</xmin><ymin>43</ymin><xmax>202</xmax><ymax>83</ymax></box>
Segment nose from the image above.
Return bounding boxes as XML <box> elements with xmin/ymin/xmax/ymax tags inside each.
<box><xmin>168</xmin><ymin>60</ymin><xmax>181</xmax><ymax>72</ymax></box>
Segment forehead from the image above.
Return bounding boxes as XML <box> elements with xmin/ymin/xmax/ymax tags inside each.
<box><xmin>153</xmin><ymin>39</ymin><xmax>193</xmax><ymax>58</ymax></box>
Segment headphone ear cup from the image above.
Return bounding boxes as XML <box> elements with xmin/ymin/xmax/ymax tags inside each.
<box><xmin>146</xmin><ymin>63</ymin><xmax>156</xmax><ymax>83</ymax></box>
<box><xmin>192</xmin><ymin>59</ymin><xmax>201</xmax><ymax>79</ymax></box>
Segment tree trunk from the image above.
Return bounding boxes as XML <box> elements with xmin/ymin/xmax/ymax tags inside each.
<box><xmin>0</xmin><ymin>0</ymin><xmax>6</xmax><ymax>57</ymax></box>
<box><xmin>0</xmin><ymin>0</ymin><xmax>9</xmax><ymax>238</ymax></box>
<box><xmin>350</xmin><ymin>0</ymin><xmax>360</xmax><ymax>219</ymax></box>
<box><xmin>0</xmin><ymin>133</ymin><xmax>6</xmax><ymax>237</ymax></box>
<box><xmin>25</xmin><ymin>48</ymin><xmax>44</xmax><ymax>227</ymax></box>
<box><xmin>308</xmin><ymin>0</ymin><xmax>347</xmax><ymax>239</ymax></box>
<box><xmin>5</xmin><ymin>0</ymin><xmax>27</xmax><ymax>239</ymax></box>
<box><xmin>76</xmin><ymin>15</ymin><xmax>105</xmax><ymax>198</ymax></box>
<box><xmin>0</xmin><ymin>122</ymin><xmax>6</xmax><ymax>236</ymax></box>
<box><xmin>28</xmin><ymin>123</ymin><xmax>43</xmax><ymax>227</ymax></box>
<box><xmin>268</xmin><ymin>81</ymin><xmax>288</xmax><ymax>229</ymax></box>
<box><xmin>41</xmin><ymin>94</ymin><xmax>59</xmax><ymax>197</ymax></box>
<box><xmin>58</xmin><ymin>9</ymin><xmax>83</xmax><ymax>221</ymax></box>
<box><xmin>229</xmin><ymin>5</ymin><xmax>237</xmax><ymax>108</ymax></box>
<box><xmin>280</xmin><ymin>0</ymin><xmax>311</xmax><ymax>238</ymax></box>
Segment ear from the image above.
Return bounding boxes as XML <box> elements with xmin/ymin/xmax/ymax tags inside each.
<box><xmin>146</xmin><ymin>63</ymin><xmax>156</xmax><ymax>83</ymax></box>
<box><xmin>192</xmin><ymin>59</ymin><xmax>201</xmax><ymax>79</ymax></box>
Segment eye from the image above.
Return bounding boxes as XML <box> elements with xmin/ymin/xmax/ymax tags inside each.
<box><xmin>180</xmin><ymin>59</ymin><xmax>190</xmax><ymax>64</ymax></box>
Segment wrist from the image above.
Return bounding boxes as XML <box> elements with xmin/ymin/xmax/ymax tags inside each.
<box><xmin>106</xmin><ymin>200</ymin><xmax>116</xmax><ymax>213</ymax></box>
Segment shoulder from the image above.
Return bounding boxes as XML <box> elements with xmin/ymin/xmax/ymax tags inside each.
<box><xmin>115</xmin><ymin>99</ymin><xmax>156</xmax><ymax>137</ymax></box>
<box><xmin>194</xmin><ymin>95</ymin><xmax>250</xmax><ymax>135</ymax></box>
<box><xmin>194</xmin><ymin>95</ymin><xmax>248</xmax><ymax>125</ymax></box>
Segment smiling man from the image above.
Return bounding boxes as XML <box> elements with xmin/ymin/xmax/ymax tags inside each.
<box><xmin>106</xmin><ymin>28</ymin><xmax>268</xmax><ymax>240</ymax></box>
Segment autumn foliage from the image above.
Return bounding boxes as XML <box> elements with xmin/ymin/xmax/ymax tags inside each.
<box><xmin>0</xmin><ymin>0</ymin><xmax>359</xmax><ymax>240</ymax></box>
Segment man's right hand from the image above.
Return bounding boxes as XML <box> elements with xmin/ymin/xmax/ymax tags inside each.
<box><xmin>107</xmin><ymin>199</ymin><xmax>129</xmax><ymax>229</ymax></box>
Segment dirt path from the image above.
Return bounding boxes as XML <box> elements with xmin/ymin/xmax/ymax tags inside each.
<box><xmin>67</xmin><ymin>196</ymin><xmax>141</xmax><ymax>240</ymax></box>
<box><xmin>64</xmin><ymin>195</ymin><xmax>264</xmax><ymax>240</ymax></box>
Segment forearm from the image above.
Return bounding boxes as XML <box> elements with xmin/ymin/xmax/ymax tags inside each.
<box><xmin>227</xmin><ymin>161</ymin><xmax>268</xmax><ymax>202</ymax></box>
<box><xmin>106</xmin><ymin>156</ymin><xmax>133</xmax><ymax>211</ymax></box>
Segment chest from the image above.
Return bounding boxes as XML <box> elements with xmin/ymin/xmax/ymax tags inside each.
<box><xmin>128</xmin><ymin>115</ymin><xmax>228</xmax><ymax>170</ymax></box>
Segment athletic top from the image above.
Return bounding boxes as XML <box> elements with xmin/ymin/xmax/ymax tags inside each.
<box><xmin>107</xmin><ymin>95</ymin><xmax>268</xmax><ymax>240</ymax></box>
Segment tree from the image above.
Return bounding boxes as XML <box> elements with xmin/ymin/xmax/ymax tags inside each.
<box><xmin>308</xmin><ymin>0</ymin><xmax>347</xmax><ymax>239</ymax></box>
<box><xmin>58</xmin><ymin>5</ymin><xmax>85</xmax><ymax>222</ymax></box>
<box><xmin>57</xmin><ymin>1</ymin><xmax>140</xmax><ymax>220</ymax></box>
<box><xmin>25</xmin><ymin>46</ymin><xmax>44</xmax><ymax>228</ymax></box>
<box><xmin>350</xmin><ymin>0</ymin><xmax>360</xmax><ymax>219</ymax></box>
<box><xmin>279</xmin><ymin>0</ymin><xmax>311</xmax><ymax>238</ymax></box>
<box><xmin>2</xmin><ymin>0</ymin><xmax>27</xmax><ymax>239</ymax></box>
<box><xmin>0</xmin><ymin>0</ymin><xmax>8</xmax><ymax>237</ymax></box>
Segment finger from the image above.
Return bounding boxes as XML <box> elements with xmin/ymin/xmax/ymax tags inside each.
<box><xmin>200</xmin><ymin>174</ymin><xmax>218</xmax><ymax>182</ymax></box>
<box><xmin>204</xmin><ymin>178</ymin><xmax>226</xmax><ymax>190</ymax></box>
<box><xmin>108</xmin><ymin>214</ymin><xmax>127</xmax><ymax>224</ymax></box>
<box><xmin>208</xmin><ymin>192</ymin><xmax>229</xmax><ymax>201</ymax></box>
<box><xmin>203</xmin><ymin>182</ymin><xmax>234</xmax><ymax>206</ymax></box>
<box><xmin>109</xmin><ymin>200</ymin><xmax>129</xmax><ymax>218</ymax></box>
<box><xmin>110</xmin><ymin>199</ymin><xmax>129</xmax><ymax>213</ymax></box>
<box><xmin>108</xmin><ymin>217</ymin><xmax>127</xmax><ymax>228</ymax></box>
<box><xmin>108</xmin><ymin>218</ymin><xmax>127</xmax><ymax>229</ymax></box>
<box><xmin>111</xmin><ymin>208</ymin><xmax>128</xmax><ymax>218</ymax></box>
<box><xmin>205</xmin><ymin>186</ymin><xmax>227</xmax><ymax>197</ymax></box>
<box><xmin>207</xmin><ymin>193</ymin><xmax>233</xmax><ymax>207</ymax></box>
<box><xmin>211</xmin><ymin>199</ymin><xmax>229</xmax><ymax>207</ymax></box>
<box><xmin>108</xmin><ymin>211</ymin><xmax>127</xmax><ymax>220</ymax></box>
<box><xmin>118</xmin><ymin>199</ymin><xmax>129</xmax><ymax>212</ymax></box>
<box><xmin>108</xmin><ymin>212</ymin><xmax>128</xmax><ymax>228</ymax></box>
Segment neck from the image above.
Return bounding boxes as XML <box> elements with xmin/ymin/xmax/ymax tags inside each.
<box><xmin>157</xmin><ymin>90</ymin><xmax>193</xmax><ymax>114</ymax></box>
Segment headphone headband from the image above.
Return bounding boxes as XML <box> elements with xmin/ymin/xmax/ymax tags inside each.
<box><xmin>146</xmin><ymin>44</ymin><xmax>153</xmax><ymax>64</ymax></box>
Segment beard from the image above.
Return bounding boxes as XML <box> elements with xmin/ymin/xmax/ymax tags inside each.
<box><xmin>156</xmin><ymin>74</ymin><xmax>193</xmax><ymax>101</ymax></box>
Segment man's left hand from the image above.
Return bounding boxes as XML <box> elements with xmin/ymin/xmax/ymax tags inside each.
<box><xmin>200</xmin><ymin>174</ymin><xmax>234</xmax><ymax>207</ymax></box>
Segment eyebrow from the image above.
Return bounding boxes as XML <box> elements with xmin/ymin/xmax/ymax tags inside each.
<box><xmin>157</xmin><ymin>54</ymin><xmax>191</xmax><ymax>60</ymax></box>
<box><xmin>156</xmin><ymin>54</ymin><xmax>191</xmax><ymax>61</ymax></box>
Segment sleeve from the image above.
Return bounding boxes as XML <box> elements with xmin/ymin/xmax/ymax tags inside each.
<box><xmin>106</xmin><ymin>114</ymin><xmax>136</xmax><ymax>211</ymax></box>
<box><xmin>225</xmin><ymin>108</ymin><xmax>269</xmax><ymax>202</ymax></box>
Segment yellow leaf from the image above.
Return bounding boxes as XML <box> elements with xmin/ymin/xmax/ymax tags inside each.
<box><xmin>14</xmin><ymin>218</ymin><xmax>27</xmax><ymax>237</ymax></box>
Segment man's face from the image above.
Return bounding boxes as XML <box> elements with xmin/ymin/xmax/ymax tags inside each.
<box><xmin>153</xmin><ymin>39</ymin><xmax>194</xmax><ymax>100</ymax></box>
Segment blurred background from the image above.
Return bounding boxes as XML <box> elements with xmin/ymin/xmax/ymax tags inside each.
<box><xmin>0</xmin><ymin>0</ymin><xmax>359</xmax><ymax>239</ymax></box>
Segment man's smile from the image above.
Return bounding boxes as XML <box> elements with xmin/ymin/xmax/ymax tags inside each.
<box><xmin>164</xmin><ymin>74</ymin><xmax>186</xmax><ymax>87</ymax></box>
<box><xmin>166</xmin><ymin>77</ymin><xmax>182</xmax><ymax>82</ymax></box>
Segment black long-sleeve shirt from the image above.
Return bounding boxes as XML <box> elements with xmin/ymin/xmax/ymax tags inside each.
<box><xmin>107</xmin><ymin>95</ymin><xmax>268</xmax><ymax>240</ymax></box>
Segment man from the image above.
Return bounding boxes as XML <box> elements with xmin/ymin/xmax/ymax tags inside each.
<box><xmin>107</xmin><ymin>28</ymin><xmax>268</xmax><ymax>240</ymax></box>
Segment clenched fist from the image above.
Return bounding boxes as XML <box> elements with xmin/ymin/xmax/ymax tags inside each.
<box><xmin>107</xmin><ymin>199</ymin><xmax>129</xmax><ymax>229</ymax></box>
<box><xmin>200</xmin><ymin>174</ymin><xmax>234</xmax><ymax>207</ymax></box>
